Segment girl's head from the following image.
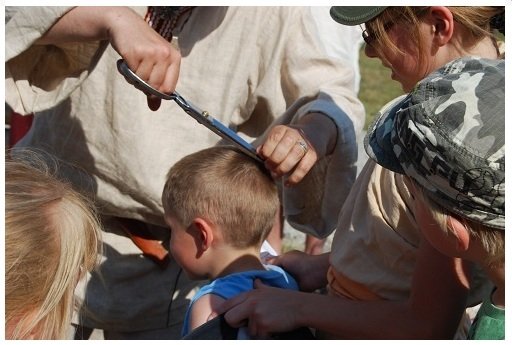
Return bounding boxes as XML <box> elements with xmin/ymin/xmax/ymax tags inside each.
<box><xmin>5</xmin><ymin>151</ymin><xmax>102</xmax><ymax>339</ymax></box>
<box><xmin>331</xmin><ymin>6</ymin><xmax>504</xmax><ymax>91</ymax></box>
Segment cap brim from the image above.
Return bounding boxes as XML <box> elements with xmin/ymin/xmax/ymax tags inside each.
<box><xmin>330</xmin><ymin>6</ymin><xmax>387</xmax><ymax>25</ymax></box>
<box><xmin>364</xmin><ymin>95</ymin><xmax>408</xmax><ymax>174</ymax></box>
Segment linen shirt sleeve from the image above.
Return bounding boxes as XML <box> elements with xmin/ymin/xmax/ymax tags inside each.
<box><xmin>5</xmin><ymin>6</ymin><xmax>109</xmax><ymax>115</ymax></box>
<box><xmin>254</xmin><ymin>8</ymin><xmax>365</xmax><ymax>238</ymax></box>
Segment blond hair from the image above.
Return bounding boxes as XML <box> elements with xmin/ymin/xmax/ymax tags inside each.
<box><xmin>366</xmin><ymin>7</ymin><xmax>504</xmax><ymax>72</ymax></box>
<box><xmin>413</xmin><ymin>182</ymin><xmax>504</xmax><ymax>268</ymax></box>
<box><xmin>5</xmin><ymin>150</ymin><xmax>102</xmax><ymax>339</ymax></box>
<box><xmin>162</xmin><ymin>146</ymin><xmax>279</xmax><ymax>248</ymax></box>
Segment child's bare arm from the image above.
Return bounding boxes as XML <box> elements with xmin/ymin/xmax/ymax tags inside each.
<box><xmin>189</xmin><ymin>294</ymin><xmax>226</xmax><ymax>332</ymax></box>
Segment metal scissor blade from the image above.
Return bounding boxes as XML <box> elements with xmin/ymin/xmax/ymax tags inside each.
<box><xmin>116</xmin><ymin>59</ymin><xmax>263</xmax><ymax>163</ymax></box>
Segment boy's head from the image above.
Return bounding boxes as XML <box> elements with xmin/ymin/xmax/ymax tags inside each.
<box><xmin>365</xmin><ymin>57</ymin><xmax>504</xmax><ymax>263</ymax></box>
<box><xmin>162</xmin><ymin>146</ymin><xmax>279</xmax><ymax>276</ymax></box>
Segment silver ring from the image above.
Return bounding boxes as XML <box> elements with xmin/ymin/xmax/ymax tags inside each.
<box><xmin>296</xmin><ymin>139</ymin><xmax>308</xmax><ymax>154</ymax></box>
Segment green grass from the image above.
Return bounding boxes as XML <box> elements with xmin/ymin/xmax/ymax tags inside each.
<box><xmin>358</xmin><ymin>49</ymin><xmax>403</xmax><ymax>128</ymax></box>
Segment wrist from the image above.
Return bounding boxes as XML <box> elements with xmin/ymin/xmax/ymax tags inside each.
<box><xmin>313</xmin><ymin>252</ymin><xmax>330</xmax><ymax>286</ymax></box>
<box><xmin>104</xmin><ymin>7</ymin><xmax>139</xmax><ymax>42</ymax></box>
<box><xmin>298</xmin><ymin>113</ymin><xmax>338</xmax><ymax>156</ymax></box>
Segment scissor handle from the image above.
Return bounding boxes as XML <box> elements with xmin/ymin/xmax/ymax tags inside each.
<box><xmin>116</xmin><ymin>59</ymin><xmax>176</xmax><ymax>100</ymax></box>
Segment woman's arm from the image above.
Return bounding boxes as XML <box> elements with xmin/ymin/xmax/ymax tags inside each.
<box><xmin>35</xmin><ymin>6</ymin><xmax>180</xmax><ymax>110</ymax></box>
<box><xmin>217</xmin><ymin>239</ymin><xmax>471</xmax><ymax>339</ymax></box>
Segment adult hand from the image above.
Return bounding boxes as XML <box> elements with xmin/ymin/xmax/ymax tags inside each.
<box><xmin>266</xmin><ymin>250</ymin><xmax>329</xmax><ymax>292</ymax></box>
<box><xmin>35</xmin><ymin>6</ymin><xmax>181</xmax><ymax>111</ymax></box>
<box><xmin>258</xmin><ymin>112</ymin><xmax>337</xmax><ymax>186</ymax></box>
<box><xmin>211</xmin><ymin>279</ymin><xmax>303</xmax><ymax>339</ymax></box>
<box><xmin>107</xmin><ymin>8</ymin><xmax>181</xmax><ymax>111</ymax></box>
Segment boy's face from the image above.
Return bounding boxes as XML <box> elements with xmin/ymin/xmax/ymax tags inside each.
<box><xmin>164</xmin><ymin>213</ymin><xmax>206</xmax><ymax>280</ymax></box>
<box><xmin>404</xmin><ymin>177</ymin><xmax>461</xmax><ymax>258</ymax></box>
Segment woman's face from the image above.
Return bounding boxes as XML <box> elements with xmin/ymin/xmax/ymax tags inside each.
<box><xmin>364</xmin><ymin>18</ymin><xmax>434</xmax><ymax>92</ymax></box>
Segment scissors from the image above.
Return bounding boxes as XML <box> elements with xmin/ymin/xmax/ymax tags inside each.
<box><xmin>116</xmin><ymin>59</ymin><xmax>263</xmax><ymax>163</ymax></box>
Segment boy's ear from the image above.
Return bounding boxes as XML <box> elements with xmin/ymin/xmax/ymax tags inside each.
<box><xmin>428</xmin><ymin>6</ymin><xmax>454</xmax><ymax>46</ymax></box>
<box><xmin>191</xmin><ymin>217</ymin><xmax>215</xmax><ymax>252</ymax></box>
<box><xmin>448</xmin><ymin>216</ymin><xmax>470</xmax><ymax>252</ymax></box>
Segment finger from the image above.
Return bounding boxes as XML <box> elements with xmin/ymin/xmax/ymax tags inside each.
<box><xmin>269</xmin><ymin>135</ymin><xmax>298</xmax><ymax>167</ymax></box>
<box><xmin>146</xmin><ymin>63</ymin><xmax>167</xmax><ymax>93</ymax></box>
<box><xmin>214</xmin><ymin>291</ymin><xmax>249</xmax><ymax>316</ymax></box>
<box><xmin>253</xmin><ymin>278</ymin><xmax>267</xmax><ymax>289</ymax></box>
<box><xmin>134</xmin><ymin>59</ymin><xmax>154</xmax><ymax>83</ymax></box>
<box><xmin>159</xmin><ymin>53</ymin><xmax>181</xmax><ymax>94</ymax></box>
<box><xmin>147</xmin><ymin>95</ymin><xmax>161</xmax><ymax>111</ymax></box>
<box><xmin>285</xmin><ymin>151</ymin><xmax>317</xmax><ymax>186</ymax></box>
<box><xmin>258</xmin><ymin>126</ymin><xmax>287</xmax><ymax>159</ymax></box>
<box><xmin>248</xmin><ymin>317</ymin><xmax>259</xmax><ymax>338</ymax></box>
<box><xmin>223</xmin><ymin>306</ymin><xmax>250</xmax><ymax>329</ymax></box>
<box><xmin>248</xmin><ymin>314</ymin><xmax>269</xmax><ymax>339</ymax></box>
<box><xmin>271</xmin><ymin>139</ymin><xmax>308</xmax><ymax>177</ymax></box>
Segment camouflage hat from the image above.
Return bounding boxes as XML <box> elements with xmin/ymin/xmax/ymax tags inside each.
<box><xmin>365</xmin><ymin>57</ymin><xmax>505</xmax><ymax>229</ymax></box>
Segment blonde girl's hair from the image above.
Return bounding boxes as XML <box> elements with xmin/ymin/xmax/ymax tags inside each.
<box><xmin>413</xmin><ymin>181</ymin><xmax>504</xmax><ymax>268</ymax></box>
<box><xmin>162</xmin><ymin>146</ymin><xmax>279</xmax><ymax>248</ymax></box>
<box><xmin>5</xmin><ymin>150</ymin><xmax>102</xmax><ymax>339</ymax></box>
<box><xmin>366</xmin><ymin>6</ymin><xmax>505</xmax><ymax>72</ymax></box>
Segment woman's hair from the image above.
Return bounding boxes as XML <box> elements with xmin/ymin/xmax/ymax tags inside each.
<box><xmin>5</xmin><ymin>151</ymin><xmax>102</xmax><ymax>339</ymax></box>
<box><xmin>162</xmin><ymin>146</ymin><xmax>279</xmax><ymax>249</ymax></box>
<box><xmin>366</xmin><ymin>6</ymin><xmax>505</xmax><ymax>71</ymax></box>
<box><xmin>413</xmin><ymin>181</ymin><xmax>504</xmax><ymax>268</ymax></box>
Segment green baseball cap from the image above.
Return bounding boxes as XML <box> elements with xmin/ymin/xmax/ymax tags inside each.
<box><xmin>330</xmin><ymin>6</ymin><xmax>388</xmax><ymax>25</ymax></box>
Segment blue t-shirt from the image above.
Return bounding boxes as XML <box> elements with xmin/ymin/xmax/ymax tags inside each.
<box><xmin>182</xmin><ymin>264</ymin><xmax>299</xmax><ymax>337</ymax></box>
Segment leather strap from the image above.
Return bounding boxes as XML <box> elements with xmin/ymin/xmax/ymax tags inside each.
<box><xmin>117</xmin><ymin>218</ymin><xmax>170</xmax><ymax>269</ymax></box>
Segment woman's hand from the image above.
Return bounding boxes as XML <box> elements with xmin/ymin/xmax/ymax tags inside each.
<box><xmin>36</xmin><ymin>7</ymin><xmax>181</xmax><ymax>111</ymax></box>
<box><xmin>258</xmin><ymin>112</ymin><xmax>337</xmax><ymax>186</ymax></box>
<box><xmin>106</xmin><ymin>8</ymin><xmax>181</xmax><ymax>111</ymax></box>
<box><xmin>211</xmin><ymin>279</ymin><xmax>304</xmax><ymax>339</ymax></box>
<box><xmin>266</xmin><ymin>250</ymin><xmax>329</xmax><ymax>292</ymax></box>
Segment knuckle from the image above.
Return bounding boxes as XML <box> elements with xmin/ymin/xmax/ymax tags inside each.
<box><xmin>156</xmin><ymin>45</ymin><xmax>173</xmax><ymax>59</ymax></box>
<box><xmin>274</xmin><ymin>167</ymin><xmax>286</xmax><ymax>176</ymax></box>
<box><xmin>283</xmin><ymin>135</ymin><xmax>295</xmax><ymax>146</ymax></box>
<box><xmin>268</xmin><ymin>127</ymin><xmax>286</xmax><ymax>142</ymax></box>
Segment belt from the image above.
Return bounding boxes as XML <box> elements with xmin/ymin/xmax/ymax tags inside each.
<box><xmin>116</xmin><ymin>217</ymin><xmax>170</xmax><ymax>269</ymax></box>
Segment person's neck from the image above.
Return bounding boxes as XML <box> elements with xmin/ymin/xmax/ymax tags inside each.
<box><xmin>454</xmin><ymin>36</ymin><xmax>498</xmax><ymax>60</ymax></box>
<box><xmin>207</xmin><ymin>245</ymin><xmax>265</xmax><ymax>280</ymax></box>
<box><xmin>466</xmin><ymin>240</ymin><xmax>504</xmax><ymax>308</ymax></box>
<box><xmin>483</xmin><ymin>264</ymin><xmax>505</xmax><ymax>308</ymax></box>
